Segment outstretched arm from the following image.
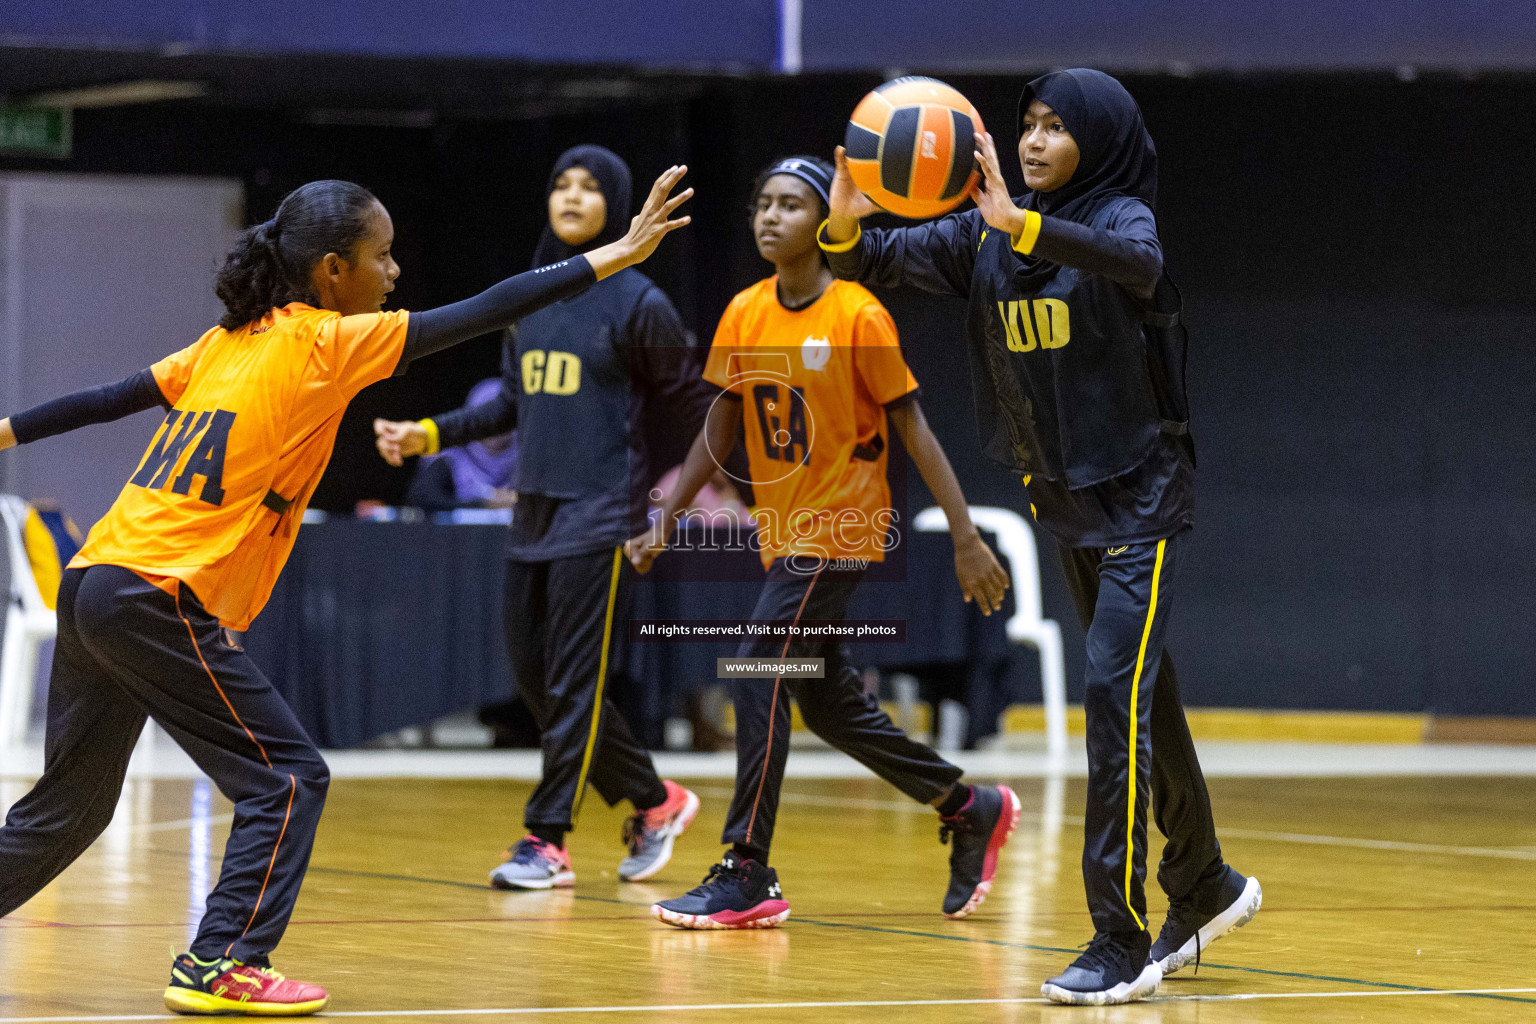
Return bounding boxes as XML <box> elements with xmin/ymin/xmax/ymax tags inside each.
<box><xmin>818</xmin><ymin>146</ymin><xmax>980</xmax><ymax>298</ymax></box>
<box><xmin>625</xmin><ymin>394</ymin><xmax>743</xmax><ymax>574</ymax></box>
<box><xmin>375</xmin><ymin>339</ymin><xmax>519</xmax><ymax>465</ymax></box>
<box><xmin>399</xmin><ymin>166</ymin><xmax>692</xmax><ymax>365</ymax></box>
<box><xmin>888</xmin><ymin>400</ymin><xmax>1009</xmax><ymax>614</ymax></box>
<box><xmin>2</xmin><ymin>368</ymin><xmax>168</xmax><ymax>448</ymax></box>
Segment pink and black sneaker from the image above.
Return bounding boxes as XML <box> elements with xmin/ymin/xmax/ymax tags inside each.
<box><xmin>651</xmin><ymin>851</ymin><xmax>790</xmax><ymax>930</ymax></box>
<box><xmin>939</xmin><ymin>784</ymin><xmax>1021</xmax><ymax>918</ymax></box>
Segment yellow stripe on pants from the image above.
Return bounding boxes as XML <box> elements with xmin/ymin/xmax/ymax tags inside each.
<box><xmin>1123</xmin><ymin>538</ymin><xmax>1166</xmax><ymax>931</ymax></box>
<box><xmin>572</xmin><ymin>546</ymin><xmax>623</xmax><ymax>821</ymax></box>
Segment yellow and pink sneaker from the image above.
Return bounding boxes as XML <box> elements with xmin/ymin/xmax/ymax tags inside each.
<box><xmin>164</xmin><ymin>953</ymin><xmax>328</xmax><ymax>1016</ymax></box>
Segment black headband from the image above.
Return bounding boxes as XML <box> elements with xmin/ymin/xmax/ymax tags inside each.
<box><xmin>765</xmin><ymin>158</ymin><xmax>832</xmax><ymax>205</ymax></box>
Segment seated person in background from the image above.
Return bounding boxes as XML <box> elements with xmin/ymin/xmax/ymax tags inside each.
<box><xmin>405</xmin><ymin>378</ymin><xmax>518</xmax><ymax>512</ymax></box>
<box><xmin>649</xmin><ymin>464</ymin><xmax>751</xmax><ymax>522</ymax></box>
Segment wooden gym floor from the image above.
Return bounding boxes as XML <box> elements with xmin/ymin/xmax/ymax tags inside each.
<box><xmin>1</xmin><ymin>772</ymin><xmax>1533</xmax><ymax>1022</ymax></box>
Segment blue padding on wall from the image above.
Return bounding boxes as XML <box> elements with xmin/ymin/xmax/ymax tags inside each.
<box><xmin>800</xmin><ymin>0</ymin><xmax>1536</xmax><ymax>72</ymax></box>
<box><xmin>1</xmin><ymin>0</ymin><xmax>778</xmax><ymax>68</ymax></box>
<box><xmin>6</xmin><ymin>0</ymin><xmax>1536</xmax><ymax>70</ymax></box>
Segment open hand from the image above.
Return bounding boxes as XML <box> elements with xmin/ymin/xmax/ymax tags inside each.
<box><xmin>954</xmin><ymin>531</ymin><xmax>1010</xmax><ymax>615</ymax></box>
<box><xmin>827</xmin><ymin>145</ymin><xmax>881</xmax><ymax>240</ymax></box>
<box><xmin>623</xmin><ymin>165</ymin><xmax>693</xmax><ymax>265</ymax></box>
<box><xmin>374</xmin><ymin>418</ymin><xmax>428</xmax><ymax>466</ymax></box>
<box><xmin>971</xmin><ymin>132</ymin><xmax>1027</xmax><ymax>235</ymax></box>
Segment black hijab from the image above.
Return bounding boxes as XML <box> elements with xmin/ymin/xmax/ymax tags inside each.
<box><xmin>1016</xmin><ymin>69</ymin><xmax>1157</xmax><ymax>224</ymax></box>
<box><xmin>530</xmin><ymin>144</ymin><xmax>632</xmax><ymax>270</ymax></box>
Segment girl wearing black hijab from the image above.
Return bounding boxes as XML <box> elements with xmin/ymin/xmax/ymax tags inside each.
<box><xmin>375</xmin><ymin>145</ymin><xmax>711</xmax><ymax>890</ymax></box>
<box><xmin>821</xmin><ymin>70</ymin><xmax>1259</xmax><ymax>1005</ymax></box>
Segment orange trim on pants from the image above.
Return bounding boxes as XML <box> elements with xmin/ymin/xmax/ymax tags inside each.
<box><xmin>178</xmin><ymin>592</ymin><xmax>292</xmax><ymax>953</ymax></box>
<box><xmin>230</xmin><ymin>773</ymin><xmax>295</xmax><ymax>956</ymax></box>
<box><xmin>743</xmin><ymin>567</ymin><xmax>822</xmax><ymax>847</ymax></box>
<box><xmin>177</xmin><ymin>594</ymin><xmax>272</xmax><ymax>770</ymax></box>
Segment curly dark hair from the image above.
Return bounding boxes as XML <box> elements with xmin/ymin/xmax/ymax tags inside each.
<box><xmin>214</xmin><ymin>180</ymin><xmax>379</xmax><ymax>329</ymax></box>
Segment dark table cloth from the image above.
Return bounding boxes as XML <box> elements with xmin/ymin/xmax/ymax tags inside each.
<box><xmin>243</xmin><ymin>521</ymin><xmax>1025</xmax><ymax>748</ymax></box>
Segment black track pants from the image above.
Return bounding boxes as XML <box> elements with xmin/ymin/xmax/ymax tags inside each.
<box><xmin>505</xmin><ymin>548</ymin><xmax>666</xmax><ymax>832</ymax></box>
<box><xmin>720</xmin><ymin>560</ymin><xmax>963</xmax><ymax>857</ymax></box>
<box><xmin>1059</xmin><ymin>532</ymin><xmax>1226</xmax><ymax>934</ymax></box>
<box><xmin>0</xmin><ymin>565</ymin><xmax>329</xmax><ymax>965</ymax></box>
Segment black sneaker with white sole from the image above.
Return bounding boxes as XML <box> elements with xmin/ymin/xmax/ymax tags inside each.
<box><xmin>651</xmin><ymin>852</ymin><xmax>790</xmax><ymax>930</ymax></box>
<box><xmin>1041</xmin><ymin>929</ymin><xmax>1161</xmax><ymax>1006</ymax></box>
<box><xmin>1150</xmin><ymin>866</ymin><xmax>1262</xmax><ymax>976</ymax></box>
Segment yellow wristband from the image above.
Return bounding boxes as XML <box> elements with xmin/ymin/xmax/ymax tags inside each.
<box><xmin>418</xmin><ymin>418</ymin><xmax>440</xmax><ymax>456</ymax></box>
<box><xmin>817</xmin><ymin>218</ymin><xmax>862</xmax><ymax>253</ymax></box>
<box><xmin>1011</xmin><ymin>210</ymin><xmax>1043</xmax><ymax>255</ymax></box>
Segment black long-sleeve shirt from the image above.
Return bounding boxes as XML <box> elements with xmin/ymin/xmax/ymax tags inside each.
<box><xmin>822</xmin><ymin>204</ymin><xmax>1193</xmax><ymax>547</ymax></box>
<box><xmin>10</xmin><ymin>369</ymin><xmax>168</xmax><ymax>444</ymax></box>
<box><xmin>422</xmin><ymin>271</ymin><xmax>711</xmax><ymax>561</ymax></box>
<box><xmin>822</xmin><ymin>204</ymin><xmax>1162</xmax><ymax>301</ymax></box>
<box><xmin>9</xmin><ymin>257</ymin><xmax>596</xmax><ymax>446</ymax></box>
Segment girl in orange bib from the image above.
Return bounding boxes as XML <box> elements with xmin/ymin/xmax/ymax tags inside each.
<box><xmin>0</xmin><ymin>169</ymin><xmax>690</xmax><ymax>1014</ymax></box>
<box><xmin>629</xmin><ymin>157</ymin><xmax>1016</xmax><ymax>930</ymax></box>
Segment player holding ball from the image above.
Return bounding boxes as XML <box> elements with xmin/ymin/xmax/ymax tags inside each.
<box><xmin>820</xmin><ymin>68</ymin><xmax>1260</xmax><ymax>1006</ymax></box>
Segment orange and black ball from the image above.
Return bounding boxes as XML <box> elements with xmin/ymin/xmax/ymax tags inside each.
<box><xmin>844</xmin><ymin>77</ymin><xmax>984</xmax><ymax>219</ymax></box>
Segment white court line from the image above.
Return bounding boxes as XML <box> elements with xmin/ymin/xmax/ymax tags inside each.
<box><xmin>8</xmin><ymin>741</ymin><xmax>1536</xmax><ymax>781</ymax></box>
<box><xmin>1175</xmin><ymin>988</ymin><xmax>1536</xmax><ymax>1002</ymax></box>
<box><xmin>699</xmin><ymin>786</ymin><xmax>1536</xmax><ymax>863</ymax></box>
<box><xmin>127</xmin><ymin>791</ymin><xmax>1536</xmax><ymax>865</ymax></box>
<box><xmin>1214</xmin><ymin>825</ymin><xmax>1536</xmax><ymax>862</ymax></box>
<box><xmin>3</xmin><ymin>988</ymin><xmax>1535</xmax><ymax>1021</ymax></box>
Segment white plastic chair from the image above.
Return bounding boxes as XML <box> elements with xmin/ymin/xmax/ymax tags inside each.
<box><xmin>0</xmin><ymin>495</ymin><xmax>58</xmax><ymax>748</ymax></box>
<box><xmin>914</xmin><ymin>505</ymin><xmax>1068</xmax><ymax>767</ymax></box>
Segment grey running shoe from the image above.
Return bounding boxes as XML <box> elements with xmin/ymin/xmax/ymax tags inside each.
<box><xmin>489</xmin><ymin>836</ymin><xmax>574</xmax><ymax>890</ymax></box>
<box><xmin>618</xmin><ymin>780</ymin><xmax>700</xmax><ymax>882</ymax></box>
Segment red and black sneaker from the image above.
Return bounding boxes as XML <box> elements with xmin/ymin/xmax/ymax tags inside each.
<box><xmin>940</xmin><ymin>783</ymin><xmax>1022</xmax><ymax>918</ymax></box>
<box><xmin>164</xmin><ymin>953</ymin><xmax>329</xmax><ymax>1016</ymax></box>
<box><xmin>651</xmin><ymin>851</ymin><xmax>790</xmax><ymax>929</ymax></box>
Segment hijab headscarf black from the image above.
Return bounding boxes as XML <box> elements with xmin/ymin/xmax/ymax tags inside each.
<box><xmin>1016</xmin><ymin>69</ymin><xmax>1157</xmax><ymax>223</ymax></box>
<box><xmin>530</xmin><ymin>144</ymin><xmax>632</xmax><ymax>270</ymax></box>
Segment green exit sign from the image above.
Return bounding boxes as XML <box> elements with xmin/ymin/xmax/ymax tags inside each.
<box><xmin>0</xmin><ymin>107</ymin><xmax>72</xmax><ymax>158</ymax></box>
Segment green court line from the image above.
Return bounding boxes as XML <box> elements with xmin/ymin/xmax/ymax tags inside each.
<box><xmin>790</xmin><ymin>918</ymin><xmax>1536</xmax><ymax>1005</ymax></box>
<box><xmin>303</xmin><ymin>864</ymin><xmax>1536</xmax><ymax>1006</ymax></box>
